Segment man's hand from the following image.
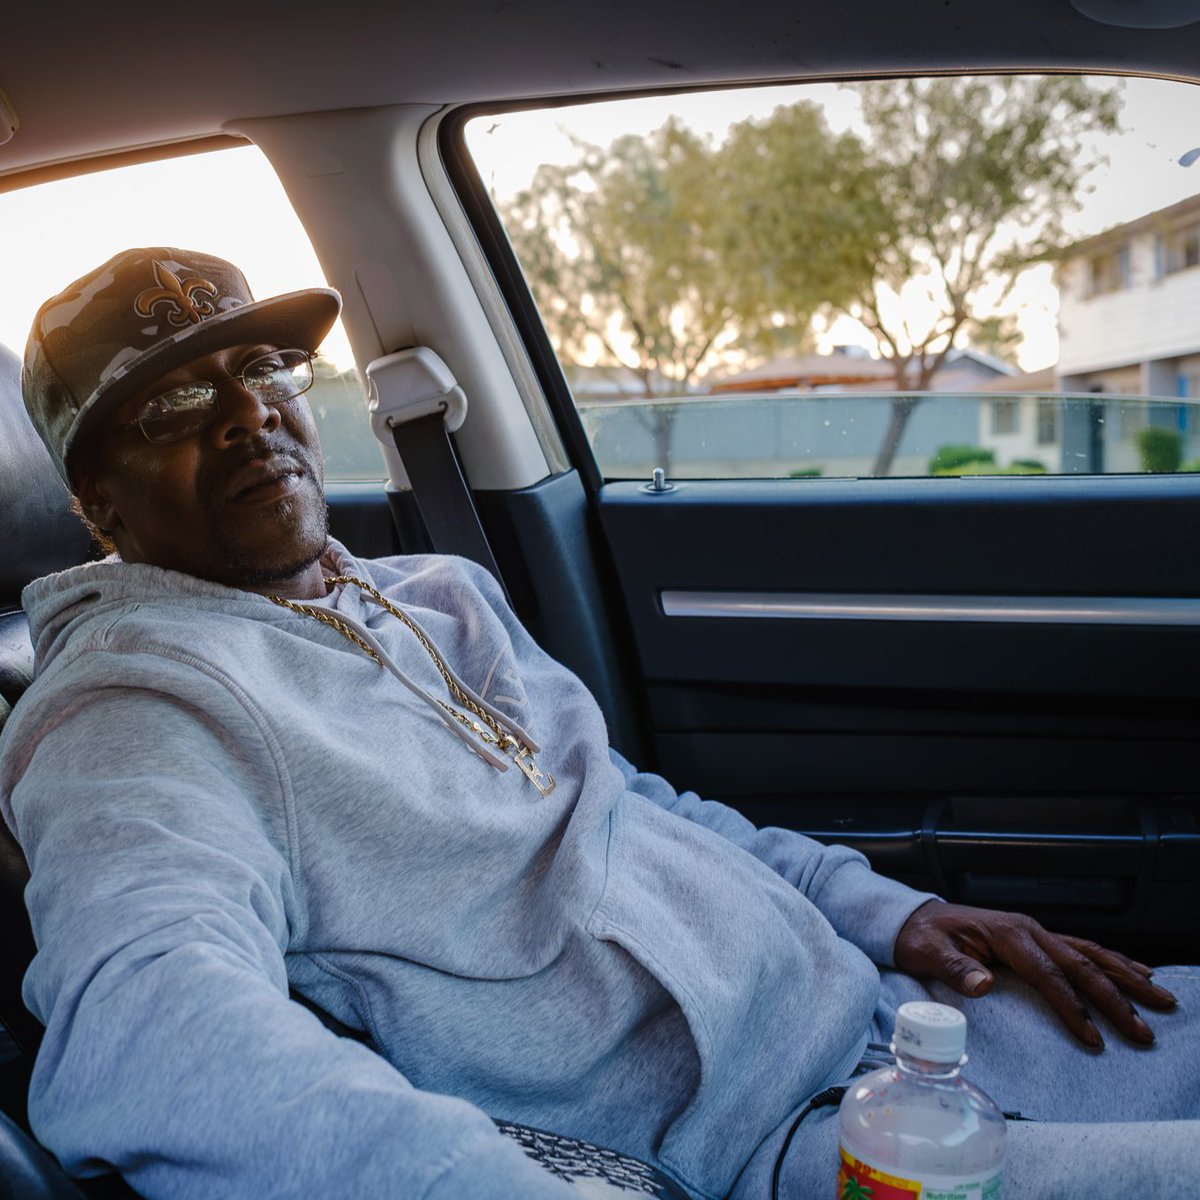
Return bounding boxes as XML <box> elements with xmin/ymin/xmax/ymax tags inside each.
<box><xmin>893</xmin><ymin>900</ymin><xmax>1178</xmax><ymax>1049</ymax></box>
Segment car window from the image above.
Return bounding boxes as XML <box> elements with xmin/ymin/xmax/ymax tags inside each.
<box><xmin>462</xmin><ymin>75</ymin><xmax>1200</xmax><ymax>482</ymax></box>
<box><xmin>0</xmin><ymin>146</ymin><xmax>384</xmax><ymax>483</ymax></box>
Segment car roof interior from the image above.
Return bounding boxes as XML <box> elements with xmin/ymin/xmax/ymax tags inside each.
<box><xmin>6</xmin><ymin>1</ymin><xmax>1200</xmax><ymax>175</ymax></box>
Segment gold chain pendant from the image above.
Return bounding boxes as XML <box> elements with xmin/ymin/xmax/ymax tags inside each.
<box><xmin>268</xmin><ymin>577</ymin><xmax>556</xmax><ymax>797</ymax></box>
<box><xmin>513</xmin><ymin>747</ymin><xmax>556</xmax><ymax>797</ymax></box>
<box><xmin>440</xmin><ymin>703</ymin><xmax>555</xmax><ymax>796</ymax></box>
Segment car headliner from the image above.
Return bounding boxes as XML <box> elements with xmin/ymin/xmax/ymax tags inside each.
<box><xmin>2</xmin><ymin>0</ymin><xmax>1200</xmax><ymax>185</ymax></box>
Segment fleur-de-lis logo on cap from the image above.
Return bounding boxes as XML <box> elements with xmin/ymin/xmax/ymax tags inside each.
<box><xmin>134</xmin><ymin>260</ymin><xmax>219</xmax><ymax>327</ymax></box>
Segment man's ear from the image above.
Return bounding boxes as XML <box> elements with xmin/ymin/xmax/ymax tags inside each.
<box><xmin>73</xmin><ymin>468</ymin><xmax>122</xmax><ymax>536</ymax></box>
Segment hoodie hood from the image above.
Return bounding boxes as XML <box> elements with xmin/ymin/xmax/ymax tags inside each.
<box><xmin>22</xmin><ymin>541</ymin><xmax>353</xmax><ymax>677</ymax></box>
<box><xmin>20</xmin><ymin>539</ymin><xmax>539</xmax><ymax>773</ymax></box>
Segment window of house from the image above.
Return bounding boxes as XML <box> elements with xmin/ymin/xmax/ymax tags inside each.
<box><xmin>1161</xmin><ymin>223</ymin><xmax>1200</xmax><ymax>275</ymax></box>
<box><xmin>0</xmin><ymin>145</ymin><xmax>383</xmax><ymax>483</ymax></box>
<box><xmin>990</xmin><ymin>399</ymin><xmax>1019</xmax><ymax>436</ymax></box>
<box><xmin>1036</xmin><ymin>398</ymin><xmax>1058</xmax><ymax>445</ymax></box>
<box><xmin>460</xmin><ymin>73</ymin><xmax>1200</xmax><ymax>481</ymax></box>
<box><xmin>1087</xmin><ymin>246</ymin><xmax>1129</xmax><ymax>296</ymax></box>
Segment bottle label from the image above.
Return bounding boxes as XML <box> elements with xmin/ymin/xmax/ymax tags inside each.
<box><xmin>838</xmin><ymin>1145</ymin><xmax>1002</xmax><ymax>1200</ymax></box>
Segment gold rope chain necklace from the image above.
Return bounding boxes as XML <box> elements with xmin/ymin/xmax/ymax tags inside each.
<box><xmin>267</xmin><ymin>574</ymin><xmax>555</xmax><ymax>797</ymax></box>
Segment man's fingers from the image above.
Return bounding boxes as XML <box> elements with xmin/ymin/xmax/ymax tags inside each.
<box><xmin>999</xmin><ymin>933</ymin><xmax>1105</xmax><ymax>1047</ymax></box>
<box><xmin>1135</xmin><ymin>980</ymin><xmax>1177</xmax><ymax>1010</ymax></box>
<box><xmin>1041</xmin><ymin>937</ymin><xmax>1156</xmax><ymax>1046</ymax></box>
<box><xmin>1062</xmin><ymin>937</ymin><xmax>1178</xmax><ymax>1009</ymax></box>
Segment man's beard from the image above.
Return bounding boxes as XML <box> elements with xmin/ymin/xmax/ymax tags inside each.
<box><xmin>199</xmin><ymin>438</ymin><xmax>331</xmax><ymax>588</ymax></box>
<box><xmin>217</xmin><ymin>495</ymin><xmax>331</xmax><ymax>587</ymax></box>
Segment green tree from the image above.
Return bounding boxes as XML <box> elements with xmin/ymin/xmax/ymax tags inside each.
<box><xmin>840</xmin><ymin>76</ymin><xmax>1122</xmax><ymax>475</ymax></box>
<box><xmin>504</xmin><ymin>121</ymin><xmax>731</xmax><ymax>398</ymax></box>
<box><xmin>503</xmin><ymin>121</ymin><xmax>734</xmax><ymax>471</ymax></box>
<box><xmin>500</xmin><ymin>112</ymin><xmax>879</xmax><ymax>471</ymax></box>
<box><xmin>711</xmin><ymin>102</ymin><xmax>889</xmax><ymax>356</ymax></box>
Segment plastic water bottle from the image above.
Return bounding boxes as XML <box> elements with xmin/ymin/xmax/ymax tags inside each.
<box><xmin>837</xmin><ymin>1001</ymin><xmax>1006</xmax><ymax>1199</ymax></box>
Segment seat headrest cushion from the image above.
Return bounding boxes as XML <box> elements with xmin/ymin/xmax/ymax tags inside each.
<box><xmin>0</xmin><ymin>342</ymin><xmax>92</xmax><ymax>602</ymax></box>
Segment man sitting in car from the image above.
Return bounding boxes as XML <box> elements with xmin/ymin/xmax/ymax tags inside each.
<box><xmin>1</xmin><ymin>247</ymin><xmax>1196</xmax><ymax>1200</ymax></box>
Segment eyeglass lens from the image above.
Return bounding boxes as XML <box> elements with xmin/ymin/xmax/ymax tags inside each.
<box><xmin>137</xmin><ymin>349</ymin><xmax>314</xmax><ymax>444</ymax></box>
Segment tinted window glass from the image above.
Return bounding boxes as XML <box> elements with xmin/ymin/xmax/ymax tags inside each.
<box><xmin>464</xmin><ymin>75</ymin><xmax>1200</xmax><ymax>481</ymax></box>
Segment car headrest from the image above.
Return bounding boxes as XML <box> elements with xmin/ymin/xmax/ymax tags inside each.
<box><xmin>0</xmin><ymin>342</ymin><xmax>92</xmax><ymax>604</ymax></box>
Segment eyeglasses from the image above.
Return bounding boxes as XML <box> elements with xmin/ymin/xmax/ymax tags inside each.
<box><xmin>122</xmin><ymin>349</ymin><xmax>315</xmax><ymax>444</ymax></box>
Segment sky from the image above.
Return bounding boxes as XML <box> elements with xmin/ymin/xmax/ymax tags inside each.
<box><xmin>2</xmin><ymin>74</ymin><xmax>1199</xmax><ymax>375</ymax></box>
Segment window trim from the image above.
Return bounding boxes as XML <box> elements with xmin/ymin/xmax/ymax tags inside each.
<box><xmin>439</xmin><ymin>101</ymin><xmax>613</xmax><ymax>494</ymax></box>
<box><xmin>660</xmin><ymin>590</ymin><xmax>1200</xmax><ymax>626</ymax></box>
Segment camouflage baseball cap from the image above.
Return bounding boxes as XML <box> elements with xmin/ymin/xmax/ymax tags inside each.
<box><xmin>22</xmin><ymin>247</ymin><xmax>342</xmax><ymax>487</ymax></box>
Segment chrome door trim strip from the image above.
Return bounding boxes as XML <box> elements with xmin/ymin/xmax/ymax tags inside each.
<box><xmin>659</xmin><ymin>591</ymin><xmax>1200</xmax><ymax>625</ymax></box>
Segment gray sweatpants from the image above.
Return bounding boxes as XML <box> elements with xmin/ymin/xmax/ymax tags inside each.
<box><xmin>730</xmin><ymin>965</ymin><xmax>1200</xmax><ymax>1198</ymax></box>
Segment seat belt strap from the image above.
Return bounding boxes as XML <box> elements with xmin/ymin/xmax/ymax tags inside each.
<box><xmin>366</xmin><ymin>348</ymin><xmax>508</xmax><ymax>597</ymax></box>
<box><xmin>386</xmin><ymin>410</ymin><xmax>505</xmax><ymax>584</ymax></box>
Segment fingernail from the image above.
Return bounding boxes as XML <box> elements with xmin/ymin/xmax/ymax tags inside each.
<box><xmin>1133</xmin><ymin>1017</ymin><xmax>1154</xmax><ymax>1044</ymax></box>
<box><xmin>1154</xmin><ymin>986</ymin><xmax>1178</xmax><ymax>1007</ymax></box>
<box><xmin>964</xmin><ymin>970</ymin><xmax>988</xmax><ymax>993</ymax></box>
<box><xmin>1132</xmin><ymin>960</ymin><xmax>1152</xmax><ymax>974</ymax></box>
<box><xmin>1084</xmin><ymin>1023</ymin><xmax>1103</xmax><ymax>1048</ymax></box>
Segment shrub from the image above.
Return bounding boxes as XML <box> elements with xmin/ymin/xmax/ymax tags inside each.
<box><xmin>1179</xmin><ymin>458</ymin><xmax>1200</xmax><ymax>474</ymax></box>
<box><xmin>1136</xmin><ymin>426</ymin><xmax>1183</xmax><ymax>474</ymax></box>
<box><xmin>788</xmin><ymin>467</ymin><xmax>823</xmax><ymax>478</ymax></box>
<box><xmin>927</xmin><ymin>444</ymin><xmax>995</xmax><ymax>474</ymax></box>
<box><xmin>934</xmin><ymin>462</ymin><xmax>1045</xmax><ymax>476</ymax></box>
<box><xmin>1010</xmin><ymin>458</ymin><xmax>1047</xmax><ymax>473</ymax></box>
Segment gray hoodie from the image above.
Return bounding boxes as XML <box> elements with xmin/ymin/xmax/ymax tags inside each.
<box><xmin>0</xmin><ymin>541</ymin><xmax>931</xmax><ymax>1200</ymax></box>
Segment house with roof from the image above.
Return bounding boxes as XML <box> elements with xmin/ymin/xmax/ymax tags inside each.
<box><xmin>705</xmin><ymin>347</ymin><xmax>896</xmax><ymax>393</ymax></box>
<box><xmin>706</xmin><ymin>346</ymin><xmax>1014</xmax><ymax>395</ymax></box>
<box><xmin>577</xmin><ymin>347</ymin><xmax>1015</xmax><ymax>479</ymax></box>
<box><xmin>1055</xmin><ymin>192</ymin><xmax>1200</xmax><ymax>472</ymax></box>
<box><xmin>971</xmin><ymin>364</ymin><xmax>1063</xmax><ymax>472</ymax></box>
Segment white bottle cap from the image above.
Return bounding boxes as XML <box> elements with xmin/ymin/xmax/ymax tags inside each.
<box><xmin>892</xmin><ymin>1001</ymin><xmax>967</xmax><ymax>1063</ymax></box>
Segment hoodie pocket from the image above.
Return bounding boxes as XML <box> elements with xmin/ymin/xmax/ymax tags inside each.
<box><xmin>585</xmin><ymin>793</ymin><xmax>878</xmax><ymax>1200</ymax></box>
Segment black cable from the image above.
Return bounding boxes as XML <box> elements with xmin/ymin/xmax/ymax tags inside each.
<box><xmin>770</xmin><ymin>1084</ymin><xmax>848</xmax><ymax>1200</ymax></box>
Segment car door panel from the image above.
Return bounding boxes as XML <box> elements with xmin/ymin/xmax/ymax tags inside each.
<box><xmin>588</xmin><ymin>475</ymin><xmax>1200</xmax><ymax>955</ymax></box>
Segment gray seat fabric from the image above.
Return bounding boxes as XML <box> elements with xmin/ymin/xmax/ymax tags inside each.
<box><xmin>0</xmin><ymin>345</ymin><xmax>138</xmax><ymax>1196</ymax></box>
<box><xmin>0</xmin><ymin>1110</ymin><xmax>87</xmax><ymax>1199</ymax></box>
<box><xmin>1</xmin><ymin>340</ymin><xmax>92</xmax><ymax>726</ymax></box>
<box><xmin>0</xmin><ymin>342</ymin><xmax>92</xmax><ymax>608</ymax></box>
